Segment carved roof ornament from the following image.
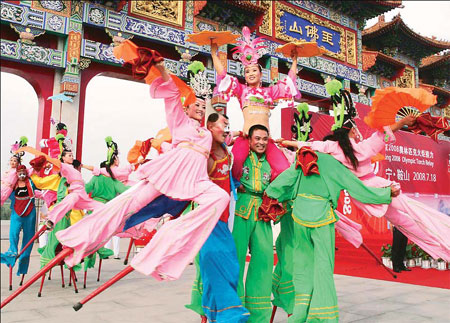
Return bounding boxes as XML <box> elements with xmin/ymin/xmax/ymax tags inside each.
<box><xmin>363</xmin><ymin>15</ymin><xmax>450</xmax><ymax>54</ymax></box>
<box><xmin>10</xmin><ymin>23</ymin><xmax>45</xmax><ymax>45</ymax></box>
<box><xmin>105</xmin><ymin>28</ymin><xmax>134</xmax><ymax>46</ymax></box>
<box><xmin>194</xmin><ymin>0</ymin><xmax>267</xmax><ymax>31</ymax></box>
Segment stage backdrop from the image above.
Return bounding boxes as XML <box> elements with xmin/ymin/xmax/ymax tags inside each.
<box><xmin>281</xmin><ymin>104</ymin><xmax>450</xmax><ymax>237</ymax></box>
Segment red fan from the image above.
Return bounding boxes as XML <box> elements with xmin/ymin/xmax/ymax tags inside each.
<box><xmin>364</xmin><ymin>87</ymin><xmax>437</xmax><ymax>130</ymax></box>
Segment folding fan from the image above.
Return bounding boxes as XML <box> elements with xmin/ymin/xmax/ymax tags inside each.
<box><xmin>364</xmin><ymin>87</ymin><xmax>437</xmax><ymax>130</ymax></box>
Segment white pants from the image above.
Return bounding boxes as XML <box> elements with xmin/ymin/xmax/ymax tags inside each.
<box><xmin>105</xmin><ymin>236</ymin><xmax>120</xmax><ymax>258</ymax></box>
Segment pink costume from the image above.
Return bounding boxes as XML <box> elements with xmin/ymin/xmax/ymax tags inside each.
<box><xmin>1</xmin><ymin>169</ymin><xmax>17</xmax><ymax>206</ymax></box>
<box><xmin>299</xmin><ymin>130</ymin><xmax>450</xmax><ymax>261</ymax></box>
<box><xmin>92</xmin><ymin>164</ymin><xmax>135</xmax><ymax>185</ymax></box>
<box><xmin>217</xmin><ymin>71</ymin><xmax>297</xmax><ymax>180</ymax></box>
<box><xmin>47</xmin><ymin>163</ymin><xmax>103</xmax><ymax>225</ymax></box>
<box><xmin>57</xmin><ymin>77</ymin><xmax>229</xmax><ymax>280</ymax></box>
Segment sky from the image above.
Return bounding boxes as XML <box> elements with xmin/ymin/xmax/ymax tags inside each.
<box><xmin>1</xmin><ymin>1</ymin><xmax>449</xmax><ymax>175</ymax></box>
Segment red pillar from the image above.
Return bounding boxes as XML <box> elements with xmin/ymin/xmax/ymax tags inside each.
<box><xmin>1</xmin><ymin>59</ymin><xmax>55</xmax><ymax>151</ymax></box>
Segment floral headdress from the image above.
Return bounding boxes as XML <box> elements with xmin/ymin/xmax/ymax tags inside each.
<box><xmin>231</xmin><ymin>26</ymin><xmax>266</xmax><ymax>67</ymax></box>
<box><xmin>187</xmin><ymin>61</ymin><xmax>212</xmax><ymax>100</ymax></box>
<box><xmin>10</xmin><ymin>136</ymin><xmax>28</xmax><ymax>163</ymax></box>
<box><xmin>105</xmin><ymin>136</ymin><xmax>119</xmax><ymax>165</ymax></box>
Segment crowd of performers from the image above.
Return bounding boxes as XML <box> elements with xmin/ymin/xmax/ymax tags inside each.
<box><xmin>2</xmin><ymin>27</ymin><xmax>450</xmax><ymax>323</ymax></box>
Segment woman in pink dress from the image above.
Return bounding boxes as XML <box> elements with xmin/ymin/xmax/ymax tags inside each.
<box><xmin>55</xmin><ymin>48</ymin><xmax>229</xmax><ymax>281</ymax></box>
<box><xmin>283</xmin><ymin>112</ymin><xmax>450</xmax><ymax>261</ymax></box>
<box><xmin>211</xmin><ymin>26</ymin><xmax>299</xmax><ymax>180</ymax></box>
<box><xmin>42</xmin><ymin>150</ymin><xmax>103</xmax><ymax>228</ymax></box>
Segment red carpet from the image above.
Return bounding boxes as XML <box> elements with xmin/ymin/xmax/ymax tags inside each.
<box><xmin>334</xmin><ymin>236</ymin><xmax>450</xmax><ymax>289</ymax></box>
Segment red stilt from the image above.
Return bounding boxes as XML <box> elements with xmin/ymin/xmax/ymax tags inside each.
<box><xmin>48</xmin><ymin>268</ymin><xmax>52</xmax><ymax>280</ymax></box>
<box><xmin>37</xmin><ymin>274</ymin><xmax>46</xmax><ymax>297</ymax></box>
<box><xmin>9</xmin><ymin>266</ymin><xmax>13</xmax><ymax>291</ymax></box>
<box><xmin>1</xmin><ymin>248</ymin><xmax>73</xmax><ymax>308</ymax></box>
<box><xmin>16</xmin><ymin>226</ymin><xmax>47</xmax><ymax>259</ymax></box>
<box><xmin>97</xmin><ymin>258</ymin><xmax>102</xmax><ymax>282</ymax></box>
<box><xmin>73</xmin><ymin>265</ymin><xmax>134</xmax><ymax>311</ymax></box>
<box><xmin>360</xmin><ymin>243</ymin><xmax>397</xmax><ymax>279</ymax></box>
<box><xmin>70</xmin><ymin>269</ymin><xmax>79</xmax><ymax>293</ymax></box>
<box><xmin>60</xmin><ymin>264</ymin><xmax>65</xmax><ymax>288</ymax></box>
<box><xmin>73</xmin><ymin>270</ymin><xmax>78</xmax><ymax>282</ymax></box>
<box><xmin>200</xmin><ymin>315</ymin><xmax>207</xmax><ymax>323</ymax></box>
<box><xmin>270</xmin><ymin>305</ymin><xmax>278</xmax><ymax>323</ymax></box>
<box><xmin>19</xmin><ymin>274</ymin><xmax>25</xmax><ymax>286</ymax></box>
<box><xmin>124</xmin><ymin>238</ymin><xmax>134</xmax><ymax>265</ymax></box>
<box><xmin>69</xmin><ymin>269</ymin><xmax>72</xmax><ymax>287</ymax></box>
<box><xmin>84</xmin><ymin>271</ymin><xmax>87</xmax><ymax>289</ymax></box>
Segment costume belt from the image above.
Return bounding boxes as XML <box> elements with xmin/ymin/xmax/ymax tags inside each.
<box><xmin>359</xmin><ymin>172</ymin><xmax>376</xmax><ymax>181</ymax></box>
<box><xmin>177</xmin><ymin>141</ymin><xmax>209</xmax><ymax>158</ymax></box>
<box><xmin>246</xmin><ymin>191</ymin><xmax>264</xmax><ymax>197</ymax></box>
<box><xmin>297</xmin><ymin>193</ymin><xmax>327</xmax><ymax>201</ymax></box>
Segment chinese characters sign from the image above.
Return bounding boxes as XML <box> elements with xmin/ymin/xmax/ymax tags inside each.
<box><xmin>275</xmin><ymin>3</ymin><xmax>351</xmax><ymax>64</ymax></box>
<box><xmin>281</xmin><ymin>12</ymin><xmax>341</xmax><ymax>54</ymax></box>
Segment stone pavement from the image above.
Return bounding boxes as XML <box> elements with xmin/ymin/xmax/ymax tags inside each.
<box><xmin>1</xmin><ymin>239</ymin><xmax>449</xmax><ymax>323</ymax></box>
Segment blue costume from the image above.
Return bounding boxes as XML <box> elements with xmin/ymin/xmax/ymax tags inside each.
<box><xmin>1</xmin><ymin>177</ymin><xmax>37</xmax><ymax>275</ymax></box>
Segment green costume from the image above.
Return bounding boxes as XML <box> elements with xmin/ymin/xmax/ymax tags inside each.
<box><xmin>82</xmin><ymin>174</ymin><xmax>130</xmax><ymax>268</ymax></box>
<box><xmin>232</xmin><ymin>151</ymin><xmax>273</xmax><ymax>323</ymax></box>
<box><xmin>266</xmin><ymin>152</ymin><xmax>391</xmax><ymax>322</ymax></box>
<box><xmin>272</xmin><ymin>203</ymin><xmax>295</xmax><ymax>315</ymax></box>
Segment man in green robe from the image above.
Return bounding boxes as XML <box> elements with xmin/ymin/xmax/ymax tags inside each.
<box><xmin>261</xmin><ymin>147</ymin><xmax>397</xmax><ymax>322</ymax></box>
<box><xmin>232</xmin><ymin>124</ymin><xmax>274</xmax><ymax>323</ymax></box>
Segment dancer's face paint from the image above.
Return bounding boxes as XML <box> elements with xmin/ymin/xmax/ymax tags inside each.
<box><xmin>187</xmin><ymin>98</ymin><xmax>206</xmax><ymax>122</ymax></box>
<box><xmin>17</xmin><ymin>170</ymin><xmax>27</xmax><ymax>180</ymax></box>
<box><xmin>249</xmin><ymin>129</ymin><xmax>269</xmax><ymax>155</ymax></box>
<box><xmin>208</xmin><ymin>115</ymin><xmax>229</xmax><ymax>145</ymax></box>
<box><xmin>244</xmin><ymin>64</ymin><xmax>262</xmax><ymax>87</ymax></box>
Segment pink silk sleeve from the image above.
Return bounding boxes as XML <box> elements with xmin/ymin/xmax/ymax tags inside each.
<box><xmin>216</xmin><ymin>74</ymin><xmax>244</xmax><ymax>103</ymax></box>
<box><xmin>150</xmin><ymin>77</ymin><xmax>188</xmax><ymax>132</ymax></box>
<box><xmin>352</xmin><ymin>131</ymin><xmax>389</xmax><ymax>161</ymax></box>
<box><xmin>266</xmin><ymin>72</ymin><xmax>298</xmax><ymax>101</ymax></box>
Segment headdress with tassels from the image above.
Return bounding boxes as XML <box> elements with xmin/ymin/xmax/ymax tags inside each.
<box><xmin>10</xmin><ymin>136</ymin><xmax>28</xmax><ymax>163</ymax></box>
<box><xmin>187</xmin><ymin>61</ymin><xmax>212</xmax><ymax>100</ymax></box>
<box><xmin>231</xmin><ymin>26</ymin><xmax>266</xmax><ymax>67</ymax></box>
<box><xmin>292</xmin><ymin>103</ymin><xmax>313</xmax><ymax>142</ymax></box>
<box><xmin>325</xmin><ymin>80</ymin><xmax>358</xmax><ymax>132</ymax></box>
<box><xmin>105</xmin><ymin>136</ymin><xmax>119</xmax><ymax>165</ymax></box>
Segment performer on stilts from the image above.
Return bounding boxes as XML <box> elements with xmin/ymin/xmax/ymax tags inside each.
<box><xmin>83</xmin><ymin>136</ymin><xmax>130</xmax><ymax>266</ymax></box>
<box><xmin>1</xmin><ymin>164</ymin><xmax>37</xmax><ymax>283</ymax></box>
<box><xmin>282</xmin><ymin>80</ymin><xmax>450</xmax><ymax>262</ymax></box>
<box><xmin>1</xmin><ymin>137</ymin><xmax>28</xmax><ymax>206</ymax></box>
<box><xmin>55</xmin><ymin>41</ymin><xmax>229</xmax><ymax>279</ymax></box>
<box><xmin>260</xmin><ymin>146</ymin><xmax>397</xmax><ymax>322</ymax></box>
<box><xmin>211</xmin><ymin>26</ymin><xmax>299</xmax><ymax>181</ymax></box>
<box><xmin>185</xmin><ymin>96</ymin><xmax>249</xmax><ymax>323</ymax></box>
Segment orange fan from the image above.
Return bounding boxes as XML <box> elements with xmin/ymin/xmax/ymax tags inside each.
<box><xmin>275</xmin><ymin>41</ymin><xmax>328</xmax><ymax>58</ymax></box>
<box><xmin>364</xmin><ymin>87</ymin><xmax>437</xmax><ymax>130</ymax></box>
<box><xmin>113</xmin><ymin>40</ymin><xmax>196</xmax><ymax>107</ymax></box>
<box><xmin>186</xmin><ymin>30</ymin><xmax>240</xmax><ymax>47</ymax></box>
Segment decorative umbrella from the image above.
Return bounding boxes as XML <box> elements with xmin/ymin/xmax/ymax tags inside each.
<box><xmin>47</xmin><ymin>93</ymin><xmax>73</xmax><ymax>122</ymax></box>
<box><xmin>186</xmin><ymin>30</ymin><xmax>240</xmax><ymax>47</ymax></box>
<box><xmin>276</xmin><ymin>41</ymin><xmax>328</xmax><ymax>58</ymax></box>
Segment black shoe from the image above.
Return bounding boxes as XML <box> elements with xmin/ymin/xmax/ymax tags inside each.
<box><xmin>401</xmin><ymin>266</ymin><xmax>411</xmax><ymax>271</ymax></box>
<box><xmin>393</xmin><ymin>267</ymin><xmax>402</xmax><ymax>273</ymax></box>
